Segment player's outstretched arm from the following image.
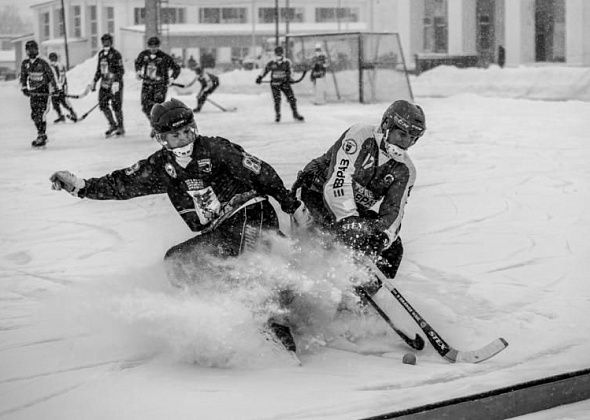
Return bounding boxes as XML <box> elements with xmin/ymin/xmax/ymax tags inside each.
<box><xmin>49</xmin><ymin>171</ymin><xmax>85</xmax><ymax>197</ymax></box>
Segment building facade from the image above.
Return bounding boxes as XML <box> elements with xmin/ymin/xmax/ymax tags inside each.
<box><xmin>27</xmin><ymin>0</ymin><xmax>590</xmax><ymax>70</ymax></box>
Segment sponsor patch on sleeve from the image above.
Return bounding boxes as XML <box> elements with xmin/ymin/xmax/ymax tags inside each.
<box><xmin>342</xmin><ymin>139</ymin><xmax>358</xmax><ymax>154</ymax></box>
<box><xmin>242</xmin><ymin>152</ymin><xmax>262</xmax><ymax>174</ymax></box>
<box><xmin>124</xmin><ymin>162</ymin><xmax>141</xmax><ymax>175</ymax></box>
<box><xmin>164</xmin><ymin>163</ymin><xmax>177</xmax><ymax>178</ymax></box>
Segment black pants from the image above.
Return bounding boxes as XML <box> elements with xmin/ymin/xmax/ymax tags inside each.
<box><xmin>164</xmin><ymin>198</ymin><xmax>279</xmax><ymax>287</ymax></box>
<box><xmin>271</xmin><ymin>82</ymin><xmax>299</xmax><ymax>117</ymax></box>
<box><xmin>195</xmin><ymin>80</ymin><xmax>219</xmax><ymax>112</ymax></box>
<box><xmin>140</xmin><ymin>82</ymin><xmax>168</xmax><ymax>118</ymax></box>
<box><xmin>51</xmin><ymin>91</ymin><xmax>76</xmax><ymax>118</ymax></box>
<box><xmin>98</xmin><ymin>85</ymin><xmax>124</xmax><ymax>129</ymax></box>
<box><xmin>29</xmin><ymin>91</ymin><xmax>50</xmax><ymax>136</ymax></box>
<box><xmin>301</xmin><ymin>187</ymin><xmax>404</xmax><ymax>280</ymax></box>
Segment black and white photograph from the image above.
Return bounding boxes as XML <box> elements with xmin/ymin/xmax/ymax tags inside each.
<box><xmin>1</xmin><ymin>0</ymin><xmax>589</xmax><ymax>419</ymax></box>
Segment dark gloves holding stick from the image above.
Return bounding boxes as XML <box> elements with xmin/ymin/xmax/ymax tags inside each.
<box><xmin>336</xmin><ymin>216</ymin><xmax>391</xmax><ymax>255</ymax></box>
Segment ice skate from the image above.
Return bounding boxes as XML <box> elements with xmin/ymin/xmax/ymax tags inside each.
<box><xmin>31</xmin><ymin>134</ymin><xmax>47</xmax><ymax>148</ymax></box>
<box><xmin>104</xmin><ymin>125</ymin><xmax>118</xmax><ymax>138</ymax></box>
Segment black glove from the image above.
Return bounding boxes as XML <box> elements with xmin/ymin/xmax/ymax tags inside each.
<box><xmin>22</xmin><ymin>88</ymin><xmax>30</xmax><ymax>97</ymax></box>
<box><xmin>255</xmin><ymin>76</ymin><xmax>262</xmax><ymax>84</ymax></box>
<box><xmin>336</xmin><ymin>216</ymin><xmax>389</xmax><ymax>255</ymax></box>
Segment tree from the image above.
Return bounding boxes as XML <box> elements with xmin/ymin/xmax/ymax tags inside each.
<box><xmin>0</xmin><ymin>5</ymin><xmax>32</xmax><ymax>34</ymax></box>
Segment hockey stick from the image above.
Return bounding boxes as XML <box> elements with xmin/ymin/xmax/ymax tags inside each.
<box><xmin>356</xmin><ymin>286</ymin><xmax>425</xmax><ymax>351</ymax></box>
<box><xmin>137</xmin><ymin>74</ymin><xmax>199</xmax><ymax>89</ymax></box>
<box><xmin>29</xmin><ymin>85</ymin><xmax>91</xmax><ymax>99</ymax></box>
<box><xmin>77</xmin><ymin>103</ymin><xmax>100</xmax><ymax>122</ymax></box>
<box><xmin>362</xmin><ymin>257</ymin><xmax>508</xmax><ymax>363</ymax></box>
<box><xmin>259</xmin><ymin>70</ymin><xmax>308</xmax><ymax>85</ymax></box>
<box><xmin>206</xmin><ymin>98</ymin><xmax>237</xmax><ymax>112</ymax></box>
<box><xmin>170</xmin><ymin>76</ymin><xmax>198</xmax><ymax>89</ymax></box>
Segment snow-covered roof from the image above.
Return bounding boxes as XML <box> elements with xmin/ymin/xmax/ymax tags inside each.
<box><xmin>40</xmin><ymin>37</ymin><xmax>87</xmax><ymax>46</ymax></box>
<box><xmin>10</xmin><ymin>33</ymin><xmax>35</xmax><ymax>43</ymax></box>
<box><xmin>121</xmin><ymin>22</ymin><xmax>367</xmax><ymax>36</ymax></box>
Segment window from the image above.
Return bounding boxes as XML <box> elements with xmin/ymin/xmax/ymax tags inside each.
<box><xmin>200</xmin><ymin>8</ymin><xmax>246</xmax><ymax>24</ymax></box>
<box><xmin>105</xmin><ymin>7</ymin><xmax>114</xmax><ymax>35</ymax></box>
<box><xmin>258</xmin><ymin>7</ymin><xmax>304</xmax><ymax>23</ymax></box>
<box><xmin>55</xmin><ymin>8</ymin><xmax>64</xmax><ymax>37</ymax></box>
<box><xmin>535</xmin><ymin>0</ymin><xmax>565</xmax><ymax>62</ymax></box>
<box><xmin>478</xmin><ymin>14</ymin><xmax>491</xmax><ymax>50</ymax></box>
<box><xmin>423</xmin><ymin>0</ymin><xmax>447</xmax><ymax>53</ymax></box>
<box><xmin>162</xmin><ymin>7</ymin><xmax>186</xmax><ymax>24</ymax></box>
<box><xmin>315</xmin><ymin>8</ymin><xmax>359</xmax><ymax>23</ymax></box>
<box><xmin>221</xmin><ymin>8</ymin><xmax>246</xmax><ymax>24</ymax></box>
<box><xmin>72</xmin><ymin>5</ymin><xmax>81</xmax><ymax>37</ymax></box>
<box><xmin>42</xmin><ymin>12</ymin><xmax>50</xmax><ymax>40</ymax></box>
<box><xmin>88</xmin><ymin>5</ymin><xmax>98</xmax><ymax>53</ymax></box>
<box><xmin>134</xmin><ymin>8</ymin><xmax>145</xmax><ymax>25</ymax></box>
<box><xmin>200</xmin><ymin>8</ymin><xmax>220</xmax><ymax>23</ymax></box>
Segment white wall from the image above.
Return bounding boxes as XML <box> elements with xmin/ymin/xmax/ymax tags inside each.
<box><xmin>462</xmin><ymin>0</ymin><xmax>477</xmax><ymax>54</ymax></box>
<box><xmin>566</xmin><ymin>0</ymin><xmax>590</xmax><ymax>66</ymax></box>
<box><xmin>505</xmin><ymin>0</ymin><xmax>536</xmax><ymax>66</ymax></box>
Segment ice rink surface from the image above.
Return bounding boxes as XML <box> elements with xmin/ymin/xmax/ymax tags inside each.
<box><xmin>0</xmin><ymin>63</ymin><xmax>589</xmax><ymax>419</ymax></box>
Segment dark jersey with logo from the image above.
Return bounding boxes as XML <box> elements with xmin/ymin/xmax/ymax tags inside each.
<box><xmin>310</xmin><ymin>54</ymin><xmax>327</xmax><ymax>80</ymax></box>
<box><xmin>134</xmin><ymin>49</ymin><xmax>181</xmax><ymax>84</ymax></box>
<box><xmin>198</xmin><ymin>72</ymin><xmax>219</xmax><ymax>91</ymax></box>
<box><xmin>93</xmin><ymin>48</ymin><xmax>125</xmax><ymax>89</ymax></box>
<box><xmin>79</xmin><ymin>136</ymin><xmax>299</xmax><ymax>232</ymax></box>
<box><xmin>299</xmin><ymin>123</ymin><xmax>416</xmax><ymax>240</ymax></box>
<box><xmin>20</xmin><ymin>57</ymin><xmax>58</xmax><ymax>92</ymax></box>
<box><xmin>259</xmin><ymin>58</ymin><xmax>292</xmax><ymax>85</ymax></box>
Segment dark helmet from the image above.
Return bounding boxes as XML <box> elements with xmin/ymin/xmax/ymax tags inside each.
<box><xmin>48</xmin><ymin>52</ymin><xmax>58</xmax><ymax>61</ymax></box>
<box><xmin>150</xmin><ymin>98</ymin><xmax>195</xmax><ymax>135</ymax></box>
<box><xmin>25</xmin><ymin>40</ymin><xmax>38</xmax><ymax>51</ymax></box>
<box><xmin>381</xmin><ymin>100</ymin><xmax>426</xmax><ymax>139</ymax></box>
<box><xmin>25</xmin><ymin>40</ymin><xmax>39</xmax><ymax>58</ymax></box>
<box><xmin>101</xmin><ymin>33</ymin><xmax>113</xmax><ymax>43</ymax></box>
<box><xmin>274</xmin><ymin>46</ymin><xmax>284</xmax><ymax>56</ymax></box>
<box><xmin>147</xmin><ymin>36</ymin><xmax>160</xmax><ymax>47</ymax></box>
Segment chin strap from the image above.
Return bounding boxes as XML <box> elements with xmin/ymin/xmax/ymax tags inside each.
<box><xmin>172</xmin><ymin>142</ymin><xmax>194</xmax><ymax>168</ymax></box>
<box><xmin>381</xmin><ymin>130</ymin><xmax>406</xmax><ymax>159</ymax></box>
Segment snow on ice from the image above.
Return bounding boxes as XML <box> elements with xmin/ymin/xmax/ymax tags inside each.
<box><xmin>0</xmin><ymin>61</ymin><xmax>589</xmax><ymax>419</ymax></box>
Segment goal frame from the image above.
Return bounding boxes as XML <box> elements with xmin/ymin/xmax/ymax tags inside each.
<box><xmin>285</xmin><ymin>31</ymin><xmax>414</xmax><ymax>104</ymax></box>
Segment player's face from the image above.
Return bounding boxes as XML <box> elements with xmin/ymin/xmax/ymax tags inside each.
<box><xmin>159</xmin><ymin>125</ymin><xmax>197</xmax><ymax>150</ymax></box>
<box><xmin>26</xmin><ymin>46</ymin><xmax>38</xmax><ymax>58</ymax></box>
<box><xmin>386</xmin><ymin>126</ymin><xmax>419</xmax><ymax>150</ymax></box>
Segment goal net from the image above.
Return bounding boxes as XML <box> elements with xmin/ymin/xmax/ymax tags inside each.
<box><xmin>285</xmin><ymin>32</ymin><xmax>414</xmax><ymax>103</ymax></box>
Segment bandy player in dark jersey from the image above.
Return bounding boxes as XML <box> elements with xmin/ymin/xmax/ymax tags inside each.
<box><xmin>19</xmin><ymin>40</ymin><xmax>59</xmax><ymax>148</ymax></box>
<box><xmin>89</xmin><ymin>33</ymin><xmax>125</xmax><ymax>138</ymax></box>
<box><xmin>256</xmin><ymin>46</ymin><xmax>304</xmax><ymax>123</ymax></box>
<box><xmin>134</xmin><ymin>36</ymin><xmax>181</xmax><ymax>120</ymax></box>
<box><xmin>49</xmin><ymin>98</ymin><xmax>313</xmax><ymax>358</ymax></box>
